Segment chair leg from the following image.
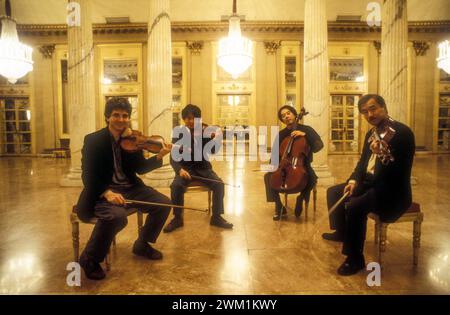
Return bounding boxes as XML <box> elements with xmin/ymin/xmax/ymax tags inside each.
<box><xmin>105</xmin><ymin>247</ymin><xmax>111</xmax><ymax>272</ymax></box>
<box><xmin>374</xmin><ymin>221</ymin><xmax>380</xmax><ymax>244</ymax></box>
<box><xmin>313</xmin><ymin>185</ymin><xmax>317</xmax><ymax>214</ymax></box>
<box><xmin>378</xmin><ymin>224</ymin><xmax>388</xmax><ymax>266</ymax></box>
<box><xmin>112</xmin><ymin>237</ymin><xmax>117</xmax><ymax>249</ymax></box>
<box><xmin>284</xmin><ymin>193</ymin><xmax>288</xmax><ymax>212</ymax></box>
<box><xmin>304</xmin><ymin>197</ymin><xmax>309</xmax><ymax>220</ymax></box>
<box><xmin>208</xmin><ymin>190</ymin><xmax>212</xmax><ymax>214</ymax></box>
<box><xmin>413</xmin><ymin>219</ymin><xmax>422</xmax><ymax>266</ymax></box>
<box><xmin>137</xmin><ymin>211</ymin><xmax>143</xmax><ymax>235</ymax></box>
<box><xmin>71</xmin><ymin>217</ymin><xmax>80</xmax><ymax>262</ymax></box>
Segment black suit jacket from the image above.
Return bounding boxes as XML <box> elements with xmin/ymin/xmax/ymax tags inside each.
<box><xmin>348</xmin><ymin>120</ymin><xmax>415</xmax><ymax>222</ymax></box>
<box><xmin>76</xmin><ymin>127</ymin><xmax>162</xmax><ymax>222</ymax></box>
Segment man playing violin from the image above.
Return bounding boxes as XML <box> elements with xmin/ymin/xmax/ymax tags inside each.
<box><xmin>76</xmin><ymin>97</ymin><xmax>172</xmax><ymax>280</ymax></box>
<box><xmin>264</xmin><ymin>105</ymin><xmax>324</xmax><ymax>220</ymax></box>
<box><xmin>322</xmin><ymin>94</ymin><xmax>415</xmax><ymax>276</ymax></box>
<box><xmin>163</xmin><ymin>104</ymin><xmax>233</xmax><ymax>233</ymax></box>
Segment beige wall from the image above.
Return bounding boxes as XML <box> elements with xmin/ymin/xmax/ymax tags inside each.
<box><xmin>412</xmin><ymin>43</ymin><xmax>437</xmax><ymax>151</ymax></box>
<box><xmin>189</xmin><ymin>42</ymin><xmax>213</xmax><ymax>123</ymax></box>
<box><xmin>32</xmin><ymin>51</ymin><xmax>57</xmax><ymax>153</ymax></box>
<box><xmin>255</xmin><ymin>41</ymin><xmax>279</xmax><ymax>128</ymax></box>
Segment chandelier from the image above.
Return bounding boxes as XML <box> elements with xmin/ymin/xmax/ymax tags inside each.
<box><xmin>437</xmin><ymin>40</ymin><xmax>450</xmax><ymax>74</ymax></box>
<box><xmin>217</xmin><ymin>0</ymin><xmax>253</xmax><ymax>79</ymax></box>
<box><xmin>0</xmin><ymin>0</ymin><xmax>33</xmax><ymax>84</ymax></box>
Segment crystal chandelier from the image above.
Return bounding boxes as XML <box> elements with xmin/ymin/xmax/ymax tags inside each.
<box><xmin>217</xmin><ymin>0</ymin><xmax>253</xmax><ymax>79</ymax></box>
<box><xmin>437</xmin><ymin>40</ymin><xmax>450</xmax><ymax>74</ymax></box>
<box><xmin>0</xmin><ymin>0</ymin><xmax>33</xmax><ymax>84</ymax></box>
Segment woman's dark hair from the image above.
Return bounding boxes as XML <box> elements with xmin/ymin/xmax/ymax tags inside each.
<box><xmin>104</xmin><ymin>97</ymin><xmax>132</xmax><ymax>122</ymax></box>
<box><xmin>277</xmin><ymin>105</ymin><xmax>298</xmax><ymax>122</ymax></box>
<box><xmin>181</xmin><ymin>104</ymin><xmax>201</xmax><ymax>119</ymax></box>
<box><xmin>357</xmin><ymin>94</ymin><xmax>387</xmax><ymax>112</ymax></box>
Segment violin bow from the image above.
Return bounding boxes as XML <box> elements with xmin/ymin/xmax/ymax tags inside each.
<box><xmin>189</xmin><ymin>175</ymin><xmax>240</xmax><ymax>188</ymax></box>
<box><xmin>125</xmin><ymin>199</ymin><xmax>208</xmax><ymax>212</ymax></box>
<box><xmin>328</xmin><ymin>191</ymin><xmax>350</xmax><ymax>216</ymax></box>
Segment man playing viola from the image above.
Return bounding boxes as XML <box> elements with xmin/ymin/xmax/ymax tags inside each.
<box><xmin>76</xmin><ymin>97</ymin><xmax>172</xmax><ymax>280</ymax></box>
<box><xmin>264</xmin><ymin>105</ymin><xmax>324</xmax><ymax>220</ymax></box>
<box><xmin>322</xmin><ymin>94</ymin><xmax>415</xmax><ymax>276</ymax></box>
<box><xmin>163</xmin><ymin>104</ymin><xmax>233</xmax><ymax>232</ymax></box>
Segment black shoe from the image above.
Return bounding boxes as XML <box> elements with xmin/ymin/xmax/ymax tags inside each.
<box><xmin>322</xmin><ymin>231</ymin><xmax>344</xmax><ymax>242</ymax></box>
<box><xmin>163</xmin><ymin>217</ymin><xmax>183</xmax><ymax>233</ymax></box>
<box><xmin>273</xmin><ymin>206</ymin><xmax>287</xmax><ymax>221</ymax></box>
<box><xmin>210</xmin><ymin>215</ymin><xmax>233</xmax><ymax>229</ymax></box>
<box><xmin>132</xmin><ymin>240</ymin><xmax>163</xmax><ymax>260</ymax></box>
<box><xmin>337</xmin><ymin>255</ymin><xmax>366</xmax><ymax>276</ymax></box>
<box><xmin>79</xmin><ymin>252</ymin><xmax>106</xmax><ymax>280</ymax></box>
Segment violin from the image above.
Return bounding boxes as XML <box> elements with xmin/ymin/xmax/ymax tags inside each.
<box><xmin>270</xmin><ymin>108</ymin><xmax>310</xmax><ymax>194</ymax></box>
<box><xmin>368</xmin><ymin>117</ymin><xmax>396</xmax><ymax>165</ymax></box>
<box><xmin>120</xmin><ymin>128</ymin><xmax>170</xmax><ymax>153</ymax></box>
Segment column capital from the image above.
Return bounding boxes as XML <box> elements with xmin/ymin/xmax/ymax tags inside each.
<box><xmin>38</xmin><ymin>45</ymin><xmax>56</xmax><ymax>59</ymax></box>
<box><xmin>187</xmin><ymin>41</ymin><xmax>204</xmax><ymax>55</ymax></box>
<box><xmin>263</xmin><ymin>41</ymin><xmax>280</xmax><ymax>55</ymax></box>
<box><xmin>412</xmin><ymin>41</ymin><xmax>430</xmax><ymax>56</ymax></box>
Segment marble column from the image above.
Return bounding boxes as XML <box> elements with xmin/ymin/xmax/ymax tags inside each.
<box><xmin>144</xmin><ymin>0</ymin><xmax>174</xmax><ymax>187</ymax></box>
<box><xmin>303</xmin><ymin>0</ymin><xmax>334</xmax><ymax>186</ymax></box>
<box><xmin>60</xmin><ymin>0</ymin><xmax>96</xmax><ymax>186</ymax></box>
<box><xmin>380</xmin><ymin>0</ymin><xmax>408</xmax><ymax>124</ymax></box>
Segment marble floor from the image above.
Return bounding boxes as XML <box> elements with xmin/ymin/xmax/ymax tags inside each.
<box><xmin>0</xmin><ymin>154</ymin><xmax>449</xmax><ymax>294</ymax></box>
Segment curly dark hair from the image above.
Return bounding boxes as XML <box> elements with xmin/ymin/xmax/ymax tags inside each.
<box><xmin>181</xmin><ymin>104</ymin><xmax>202</xmax><ymax>119</ymax></box>
<box><xmin>104</xmin><ymin>97</ymin><xmax>132</xmax><ymax>123</ymax></box>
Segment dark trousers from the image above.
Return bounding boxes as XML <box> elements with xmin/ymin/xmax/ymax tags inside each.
<box><xmin>327</xmin><ymin>182</ymin><xmax>377</xmax><ymax>257</ymax></box>
<box><xmin>264</xmin><ymin>171</ymin><xmax>316</xmax><ymax>213</ymax></box>
<box><xmin>83</xmin><ymin>185</ymin><xmax>171</xmax><ymax>263</ymax></box>
<box><xmin>170</xmin><ymin>168</ymin><xmax>224</xmax><ymax>217</ymax></box>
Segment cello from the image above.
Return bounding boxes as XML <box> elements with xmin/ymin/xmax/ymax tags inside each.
<box><xmin>270</xmin><ymin>108</ymin><xmax>310</xmax><ymax>194</ymax></box>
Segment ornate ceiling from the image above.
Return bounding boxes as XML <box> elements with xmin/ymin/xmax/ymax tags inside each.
<box><xmin>5</xmin><ymin>0</ymin><xmax>450</xmax><ymax>25</ymax></box>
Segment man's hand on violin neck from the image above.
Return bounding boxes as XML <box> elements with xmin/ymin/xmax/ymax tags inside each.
<box><xmin>291</xmin><ymin>130</ymin><xmax>306</xmax><ymax>138</ymax></box>
<box><xmin>104</xmin><ymin>190</ymin><xmax>126</xmax><ymax>205</ymax></box>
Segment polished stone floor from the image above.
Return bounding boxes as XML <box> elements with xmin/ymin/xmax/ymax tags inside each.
<box><xmin>0</xmin><ymin>154</ymin><xmax>449</xmax><ymax>294</ymax></box>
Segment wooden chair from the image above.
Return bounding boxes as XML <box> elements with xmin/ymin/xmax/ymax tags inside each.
<box><xmin>282</xmin><ymin>183</ymin><xmax>317</xmax><ymax>220</ymax></box>
<box><xmin>368</xmin><ymin>202</ymin><xmax>424</xmax><ymax>266</ymax></box>
<box><xmin>185</xmin><ymin>180</ymin><xmax>213</xmax><ymax>214</ymax></box>
<box><xmin>70</xmin><ymin>206</ymin><xmax>143</xmax><ymax>271</ymax></box>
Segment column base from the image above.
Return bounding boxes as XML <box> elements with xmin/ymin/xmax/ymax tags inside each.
<box><xmin>313</xmin><ymin>165</ymin><xmax>335</xmax><ymax>187</ymax></box>
<box><xmin>144</xmin><ymin>164</ymin><xmax>175</xmax><ymax>188</ymax></box>
<box><xmin>60</xmin><ymin>167</ymin><xmax>83</xmax><ymax>187</ymax></box>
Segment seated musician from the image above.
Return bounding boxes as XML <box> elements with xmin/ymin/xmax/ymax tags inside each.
<box><xmin>163</xmin><ymin>104</ymin><xmax>233</xmax><ymax>233</ymax></box>
<box><xmin>76</xmin><ymin>97</ymin><xmax>172</xmax><ymax>280</ymax></box>
<box><xmin>264</xmin><ymin>105</ymin><xmax>324</xmax><ymax>220</ymax></box>
<box><xmin>322</xmin><ymin>94</ymin><xmax>415</xmax><ymax>276</ymax></box>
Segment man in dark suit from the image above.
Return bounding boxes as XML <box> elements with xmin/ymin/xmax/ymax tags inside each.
<box><xmin>322</xmin><ymin>94</ymin><xmax>415</xmax><ymax>276</ymax></box>
<box><xmin>76</xmin><ymin>97</ymin><xmax>172</xmax><ymax>280</ymax></box>
<box><xmin>163</xmin><ymin>104</ymin><xmax>233</xmax><ymax>233</ymax></box>
<box><xmin>264</xmin><ymin>105</ymin><xmax>324</xmax><ymax>220</ymax></box>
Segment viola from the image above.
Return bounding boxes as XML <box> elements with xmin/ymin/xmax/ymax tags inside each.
<box><xmin>270</xmin><ymin>108</ymin><xmax>310</xmax><ymax>194</ymax></box>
